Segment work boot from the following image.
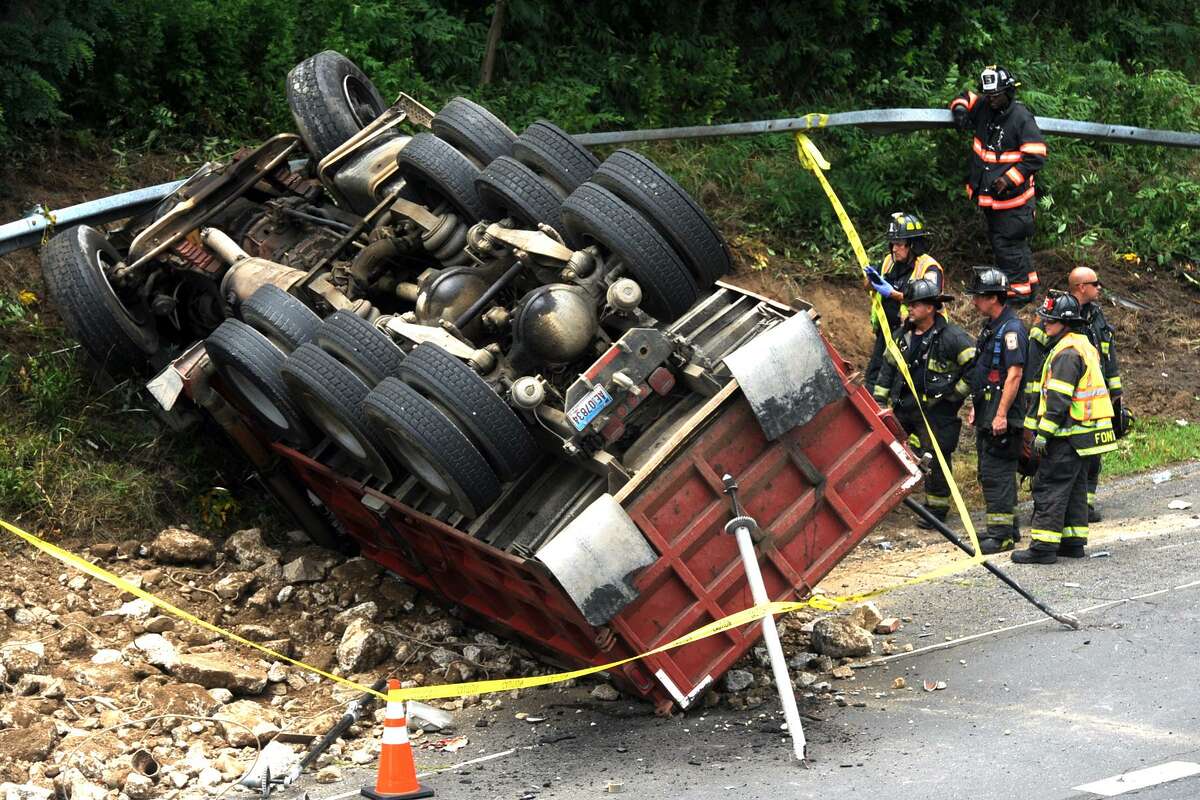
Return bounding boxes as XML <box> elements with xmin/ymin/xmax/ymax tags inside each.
<box><xmin>1059</xmin><ymin>543</ymin><xmax>1087</xmax><ymax>558</ymax></box>
<box><xmin>978</xmin><ymin>537</ymin><xmax>1014</xmax><ymax>555</ymax></box>
<box><xmin>1088</xmin><ymin>505</ymin><xmax>1103</xmax><ymax>523</ymax></box>
<box><xmin>1011</xmin><ymin>546</ymin><xmax>1057</xmax><ymax>564</ymax></box>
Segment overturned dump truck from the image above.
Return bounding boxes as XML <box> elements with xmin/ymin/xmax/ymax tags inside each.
<box><xmin>35</xmin><ymin>51</ymin><xmax>922</xmax><ymax>712</ymax></box>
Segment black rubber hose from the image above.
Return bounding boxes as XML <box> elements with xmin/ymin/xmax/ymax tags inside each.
<box><xmin>348</xmin><ymin>237</ymin><xmax>405</xmax><ymax>300</ymax></box>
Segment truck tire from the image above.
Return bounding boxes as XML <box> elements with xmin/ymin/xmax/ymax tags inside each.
<box><xmin>206</xmin><ymin>319</ymin><xmax>314</xmax><ymax>447</ymax></box>
<box><xmin>316</xmin><ymin>311</ymin><xmax>406</xmax><ymax>387</ymax></box>
<box><xmin>240</xmin><ymin>284</ymin><xmax>322</xmax><ymax>353</ymax></box>
<box><xmin>397</xmin><ymin>343</ymin><xmax>538</xmax><ymax>481</ymax></box>
<box><xmin>363</xmin><ymin>378</ymin><xmax>501</xmax><ymax>518</ymax></box>
<box><xmin>281</xmin><ymin>344</ymin><xmax>393</xmax><ymax>482</ymax></box>
<box><xmin>592</xmin><ymin>149</ymin><xmax>731</xmax><ymax>287</ymax></box>
<box><xmin>560</xmin><ymin>182</ymin><xmax>700</xmax><ymax>322</ymax></box>
<box><xmin>287</xmin><ymin>50</ymin><xmax>388</xmax><ymax>160</ymax></box>
<box><xmin>512</xmin><ymin>121</ymin><xmax>599</xmax><ymax>196</ymax></box>
<box><xmin>395</xmin><ymin>132</ymin><xmax>486</xmax><ymax>222</ymax></box>
<box><xmin>431</xmin><ymin>97</ymin><xmax>516</xmax><ymax>167</ymax></box>
<box><xmin>40</xmin><ymin>225</ymin><xmax>159</xmax><ymax>375</ymax></box>
<box><xmin>475</xmin><ymin>156</ymin><xmax>563</xmax><ymax>228</ymax></box>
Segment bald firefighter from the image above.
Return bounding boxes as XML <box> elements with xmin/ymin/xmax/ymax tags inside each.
<box><xmin>872</xmin><ymin>279</ymin><xmax>976</xmax><ymax>526</ymax></box>
<box><xmin>1014</xmin><ymin>294</ymin><xmax>1119</xmax><ymax>564</ymax></box>
<box><xmin>950</xmin><ymin>65</ymin><xmax>1046</xmax><ymax>305</ymax></box>
<box><xmin>863</xmin><ymin>212</ymin><xmax>945</xmax><ymax>393</ymax></box>
<box><xmin>1022</xmin><ymin>268</ymin><xmax>1125</xmax><ymax>520</ymax></box>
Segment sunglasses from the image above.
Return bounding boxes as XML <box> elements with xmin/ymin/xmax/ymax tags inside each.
<box><xmin>1078</xmin><ymin>280</ymin><xmax>1103</xmax><ymax>287</ymax></box>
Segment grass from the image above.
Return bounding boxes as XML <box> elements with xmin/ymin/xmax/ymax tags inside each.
<box><xmin>919</xmin><ymin>415</ymin><xmax>1199</xmax><ymax>514</ymax></box>
<box><xmin>0</xmin><ymin>290</ymin><xmax>271</xmax><ymax>541</ymax></box>
<box><xmin>1105</xmin><ymin>416</ymin><xmax>1200</xmax><ymax>477</ymax></box>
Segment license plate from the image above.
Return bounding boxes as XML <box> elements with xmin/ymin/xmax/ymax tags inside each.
<box><xmin>567</xmin><ymin>384</ymin><xmax>613</xmax><ymax>431</ymax></box>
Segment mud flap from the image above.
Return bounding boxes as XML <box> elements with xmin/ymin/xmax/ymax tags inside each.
<box><xmin>535</xmin><ymin>494</ymin><xmax>657</xmax><ymax>626</ymax></box>
<box><xmin>723</xmin><ymin>312</ymin><xmax>844</xmax><ymax>440</ymax></box>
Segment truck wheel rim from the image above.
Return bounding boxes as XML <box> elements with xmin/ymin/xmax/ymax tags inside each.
<box><xmin>384</xmin><ymin>432</ymin><xmax>450</xmax><ymax>495</ymax></box>
<box><xmin>301</xmin><ymin>389</ymin><xmax>368</xmax><ymax>460</ymax></box>
<box><xmin>226</xmin><ymin>367</ymin><xmax>288</xmax><ymax>430</ymax></box>
<box><xmin>95</xmin><ymin>249</ymin><xmax>147</xmax><ymax>326</ymax></box>
<box><xmin>342</xmin><ymin>75</ymin><xmax>379</xmax><ymax>129</ymax></box>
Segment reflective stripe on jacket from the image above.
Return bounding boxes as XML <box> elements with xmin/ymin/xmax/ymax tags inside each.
<box><xmin>1036</xmin><ymin>332</ymin><xmax>1117</xmax><ymax>456</ymax></box>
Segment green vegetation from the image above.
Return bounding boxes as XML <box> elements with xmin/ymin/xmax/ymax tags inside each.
<box><xmin>0</xmin><ymin>291</ymin><xmax>265</xmax><ymax>538</ymax></box>
<box><xmin>4</xmin><ymin>1</ymin><xmax>1200</xmax><ymax>267</ymax></box>
<box><xmin>1105</xmin><ymin>417</ymin><xmax>1200</xmax><ymax>477</ymax></box>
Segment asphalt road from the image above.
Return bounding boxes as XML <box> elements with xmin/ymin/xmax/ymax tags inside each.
<box><xmin>294</xmin><ymin>462</ymin><xmax>1200</xmax><ymax>800</ymax></box>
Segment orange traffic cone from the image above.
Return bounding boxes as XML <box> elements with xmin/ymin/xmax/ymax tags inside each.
<box><xmin>361</xmin><ymin>680</ymin><xmax>434</xmax><ymax>799</ymax></box>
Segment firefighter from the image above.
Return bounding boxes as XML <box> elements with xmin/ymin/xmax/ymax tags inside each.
<box><xmin>966</xmin><ymin>267</ymin><xmax>1027</xmax><ymax>553</ymax></box>
<box><xmin>950</xmin><ymin>65</ymin><xmax>1046</xmax><ymax>305</ymax></box>
<box><xmin>863</xmin><ymin>211</ymin><xmax>945</xmax><ymax>392</ymax></box>
<box><xmin>1022</xmin><ymin>268</ymin><xmax>1125</xmax><ymax>520</ymax></box>
<box><xmin>872</xmin><ymin>279</ymin><xmax>976</xmax><ymax>526</ymax></box>
<box><xmin>1014</xmin><ymin>294</ymin><xmax>1119</xmax><ymax>564</ymax></box>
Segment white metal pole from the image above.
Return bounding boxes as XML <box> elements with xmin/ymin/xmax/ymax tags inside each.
<box><xmin>732</xmin><ymin>523</ymin><xmax>806</xmax><ymax>761</ymax></box>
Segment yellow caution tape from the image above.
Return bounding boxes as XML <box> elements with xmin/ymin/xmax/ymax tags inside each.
<box><xmin>792</xmin><ymin>133</ymin><xmax>983</xmax><ymax>562</ymax></box>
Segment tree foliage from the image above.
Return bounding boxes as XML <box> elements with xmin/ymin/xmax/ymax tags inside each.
<box><xmin>2</xmin><ymin>0</ymin><xmax>1200</xmax><ymax>261</ymax></box>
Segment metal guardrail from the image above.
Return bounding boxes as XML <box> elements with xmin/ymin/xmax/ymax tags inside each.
<box><xmin>4</xmin><ymin>109</ymin><xmax>1199</xmax><ymax>256</ymax></box>
<box><xmin>574</xmin><ymin>108</ymin><xmax>1200</xmax><ymax>148</ymax></box>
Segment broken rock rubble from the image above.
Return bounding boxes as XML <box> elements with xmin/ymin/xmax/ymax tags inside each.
<box><xmin>0</xmin><ymin>523</ymin><xmax>575</xmax><ymax>794</ymax></box>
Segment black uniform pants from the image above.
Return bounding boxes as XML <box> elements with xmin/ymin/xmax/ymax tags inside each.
<box><xmin>898</xmin><ymin>409</ymin><xmax>961</xmax><ymax>520</ymax></box>
<box><xmin>865</xmin><ymin>326</ymin><xmax>888</xmax><ymax>392</ymax></box>
<box><xmin>1086</xmin><ymin>455</ymin><xmax>1102</xmax><ymax>509</ymax></box>
<box><xmin>984</xmin><ymin>203</ymin><xmax>1036</xmax><ymax>304</ymax></box>
<box><xmin>1030</xmin><ymin>438</ymin><xmax>1090</xmax><ymax>550</ymax></box>
<box><xmin>976</xmin><ymin>430</ymin><xmax>1021</xmax><ymax>542</ymax></box>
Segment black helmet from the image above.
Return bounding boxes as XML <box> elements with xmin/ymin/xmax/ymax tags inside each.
<box><xmin>1037</xmin><ymin>292</ymin><xmax>1085</xmax><ymax>325</ymax></box>
<box><xmin>966</xmin><ymin>266</ymin><xmax>1009</xmax><ymax>296</ymax></box>
<box><xmin>886</xmin><ymin>212</ymin><xmax>929</xmax><ymax>242</ymax></box>
<box><xmin>904</xmin><ymin>278</ymin><xmax>954</xmax><ymax>306</ymax></box>
<box><xmin>980</xmin><ymin>65</ymin><xmax>1017</xmax><ymax>97</ymax></box>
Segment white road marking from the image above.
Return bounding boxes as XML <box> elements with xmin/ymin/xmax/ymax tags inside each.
<box><xmin>1073</xmin><ymin>760</ymin><xmax>1200</xmax><ymax>796</ymax></box>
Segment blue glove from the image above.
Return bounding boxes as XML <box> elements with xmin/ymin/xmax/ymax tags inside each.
<box><xmin>864</xmin><ymin>266</ymin><xmax>896</xmax><ymax>298</ymax></box>
<box><xmin>1033</xmin><ymin>435</ymin><xmax>1048</xmax><ymax>457</ymax></box>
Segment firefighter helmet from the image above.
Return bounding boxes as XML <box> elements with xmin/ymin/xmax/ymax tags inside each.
<box><xmin>966</xmin><ymin>267</ymin><xmax>1009</xmax><ymax>296</ymax></box>
<box><xmin>904</xmin><ymin>278</ymin><xmax>953</xmax><ymax>306</ymax></box>
<box><xmin>886</xmin><ymin>212</ymin><xmax>929</xmax><ymax>242</ymax></box>
<box><xmin>980</xmin><ymin>65</ymin><xmax>1017</xmax><ymax>97</ymax></box>
<box><xmin>1037</xmin><ymin>292</ymin><xmax>1085</xmax><ymax>325</ymax></box>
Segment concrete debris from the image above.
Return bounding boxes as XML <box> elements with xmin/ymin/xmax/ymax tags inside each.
<box><xmin>1151</xmin><ymin>470</ymin><xmax>1173</xmax><ymax>485</ymax></box>
<box><xmin>875</xmin><ymin>618</ymin><xmax>902</xmax><ymax>635</ymax></box>
<box><xmin>830</xmin><ymin>665</ymin><xmax>854</xmax><ymax>680</ymax></box>
<box><xmin>336</xmin><ymin>618</ymin><xmax>391</xmax><ymax>673</ymax></box>
<box><xmin>408</xmin><ymin>701</ymin><xmax>453</xmax><ymax>732</ymax></box>
<box><xmin>122</xmin><ymin>772</ymin><xmax>154</xmax><ymax>800</ymax></box>
<box><xmin>213</xmin><ymin>571</ymin><xmax>256</xmax><ymax>601</ymax></box>
<box><xmin>0</xmin><ymin>642</ymin><xmax>44</xmax><ymax>678</ymax></box>
<box><xmin>316</xmin><ymin>765</ymin><xmax>343</xmax><ymax>783</ymax></box>
<box><xmin>281</xmin><ymin>555</ymin><xmax>330</xmax><ymax>583</ymax></box>
<box><xmin>144</xmin><ymin>615</ymin><xmax>175</xmax><ymax>633</ymax></box>
<box><xmin>795</xmin><ymin>671</ymin><xmax>819</xmax><ymax>688</ymax></box>
<box><xmin>332</xmin><ymin>601</ymin><xmax>379</xmax><ymax>632</ymax></box>
<box><xmin>722</xmin><ymin>669</ymin><xmax>755</xmax><ymax>693</ymax></box>
<box><xmin>134</xmin><ymin>633</ymin><xmax>179</xmax><ymax>669</ymax></box>
<box><xmin>848</xmin><ymin>602</ymin><xmax>884</xmax><ymax>632</ymax></box>
<box><xmin>0</xmin><ymin>783</ymin><xmax>52</xmax><ymax>800</ymax></box>
<box><xmin>214</xmin><ymin>700</ymin><xmax>281</xmax><ymax>747</ymax></box>
<box><xmin>207</xmin><ymin>688</ymin><xmax>234</xmax><ymax>705</ymax></box>
<box><xmin>149</xmin><ymin>527</ymin><xmax>216</xmax><ymax>564</ymax></box>
<box><xmin>144</xmin><ymin>683</ymin><xmax>220</xmax><ymax>718</ymax></box>
<box><xmin>171</xmin><ymin>652</ymin><xmax>268</xmax><ymax>695</ymax></box>
<box><xmin>223</xmin><ymin>528</ymin><xmax>280</xmax><ymax>568</ymax></box>
<box><xmin>892</xmin><ymin>677</ymin><xmax>907</xmax><ymax>689</ymax></box>
<box><xmin>923</xmin><ymin>679</ymin><xmax>948</xmax><ymax>692</ymax></box>
<box><xmin>90</xmin><ymin>648</ymin><xmax>123</xmax><ymax>664</ymax></box>
<box><xmin>810</xmin><ymin>617</ymin><xmax>875</xmax><ymax>658</ymax></box>
<box><xmin>0</xmin><ymin>720</ymin><xmax>57</xmax><ymax>762</ymax></box>
<box><xmin>590</xmin><ymin>684</ymin><xmax>621</xmax><ymax>701</ymax></box>
<box><xmin>1168</xmin><ymin>499</ymin><xmax>1193</xmax><ymax>510</ymax></box>
<box><xmin>115</xmin><ymin>598</ymin><xmax>154</xmax><ymax>618</ymax></box>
